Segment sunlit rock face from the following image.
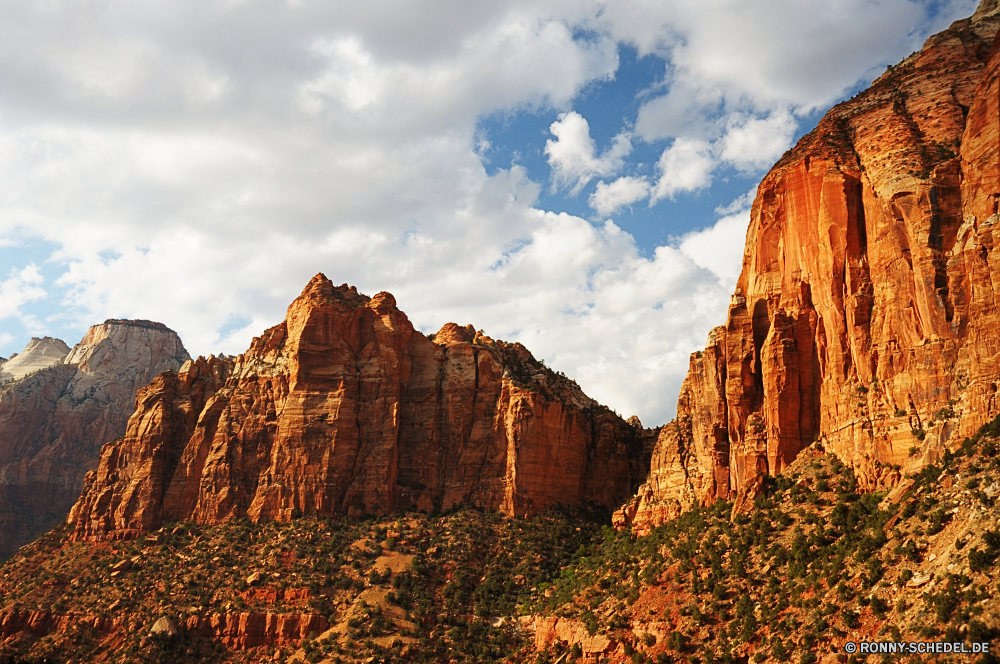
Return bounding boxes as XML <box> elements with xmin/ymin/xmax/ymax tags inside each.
<box><xmin>617</xmin><ymin>0</ymin><xmax>1000</xmax><ymax>532</ymax></box>
<box><xmin>0</xmin><ymin>320</ymin><xmax>189</xmax><ymax>559</ymax></box>
<box><xmin>68</xmin><ymin>274</ymin><xmax>651</xmax><ymax>541</ymax></box>
<box><xmin>0</xmin><ymin>337</ymin><xmax>70</xmax><ymax>383</ymax></box>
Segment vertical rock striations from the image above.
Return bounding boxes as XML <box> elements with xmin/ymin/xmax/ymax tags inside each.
<box><xmin>68</xmin><ymin>276</ymin><xmax>650</xmax><ymax>540</ymax></box>
<box><xmin>617</xmin><ymin>0</ymin><xmax>1000</xmax><ymax>532</ymax></box>
<box><xmin>0</xmin><ymin>321</ymin><xmax>189</xmax><ymax>559</ymax></box>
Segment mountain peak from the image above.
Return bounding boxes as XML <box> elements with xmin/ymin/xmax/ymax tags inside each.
<box><xmin>297</xmin><ymin>273</ymin><xmax>371</xmax><ymax>308</ymax></box>
<box><xmin>0</xmin><ymin>337</ymin><xmax>70</xmax><ymax>383</ymax></box>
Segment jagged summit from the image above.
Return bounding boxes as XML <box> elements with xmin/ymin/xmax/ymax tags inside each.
<box><xmin>68</xmin><ymin>275</ymin><xmax>651</xmax><ymax>541</ymax></box>
<box><xmin>974</xmin><ymin>0</ymin><xmax>1000</xmax><ymax>20</ymax></box>
<box><xmin>298</xmin><ymin>273</ymin><xmax>373</xmax><ymax>310</ymax></box>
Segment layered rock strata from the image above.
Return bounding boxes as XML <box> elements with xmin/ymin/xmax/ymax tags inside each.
<box><xmin>68</xmin><ymin>275</ymin><xmax>650</xmax><ymax>540</ymax></box>
<box><xmin>0</xmin><ymin>321</ymin><xmax>189</xmax><ymax>558</ymax></box>
<box><xmin>617</xmin><ymin>0</ymin><xmax>1000</xmax><ymax>532</ymax></box>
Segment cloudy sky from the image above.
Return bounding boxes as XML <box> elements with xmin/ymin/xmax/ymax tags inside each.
<box><xmin>0</xmin><ymin>0</ymin><xmax>978</xmax><ymax>426</ymax></box>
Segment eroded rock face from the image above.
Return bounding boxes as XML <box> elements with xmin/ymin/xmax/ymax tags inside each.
<box><xmin>0</xmin><ymin>321</ymin><xmax>189</xmax><ymax>559</ymax></box>
<box><xmin>532</xmin><ymin>616</ymin><xmax>617</xmax><ymax>657</ymax></box>
<box><xmin>617</xmin><ymin>0</ymin><xmax>1000</xmax><ymax>530</ymax></box>
<box><xmin>68</xmin><ymin>275</ymin><xmax>650</xmax><ymax>540</ymax></box>
<box><xmin>0</xmin><ymin>609</ymin><xmax>328</xmax><ymax>651</ymax></box>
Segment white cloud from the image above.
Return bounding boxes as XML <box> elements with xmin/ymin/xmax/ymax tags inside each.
<box><xmin>715</xmin><ymin>185</ymin><xmax>758</xmax><ymax>216</ymax></box>
<box><xmin>679</xmin><ymin>211</ymin><xmax>752</xmax><ymax>288</ymax></box>
<box><xmin>545</xmin><ymin>112</ymin><xmax>632</xmax><ymax>194</ymax></box>
<box><xmin>0</xmin><ymin>0</ymin><xmax>982</xmax><ymax>426</ymax></box>
<box><xmin>650</xmin><ymin>137</ymin><xmax>714</xmax><ymax>202</ymax></box>
<box><xmin>0</xmin><ymin>264</ymin><xmax>48</xmax><ymax>334</ymax></box>
<box><xmin>720</xmin><ymin>109</ymin><xmax>798</xmax><ymax>172</ymax></box>
<box><xmin>634</xmin><ymin>77</ymin><xmax>723</xmax><ymax>142</ymax></box>
<box><xmin>299</xmin><ymin>37</ymin><xmax>385</xmax><ymax>112</ymax></box>
<box><xmin>0</xmin><ymin>332</ymin><xmax>13</xmax><ymax>355</ymax></box>
<box><xmin>589</xmin><ymin>176</ymin><xmax>651</xmax><ymax>216</ymax></box>
<box><xmin>615</xmin><ymin>0</ymin><xmax>974</xmax><ymax>126</ymax></box>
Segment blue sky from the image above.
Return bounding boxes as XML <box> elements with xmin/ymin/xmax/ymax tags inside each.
<box><xmin>0</xmin><ymin>0</ymin><xmax>980</xmax><ymax>425</ymax></box>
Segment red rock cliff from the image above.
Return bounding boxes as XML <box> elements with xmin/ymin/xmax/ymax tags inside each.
<box><xmin>68</xmin><ymin>276</ymin><xmax>650</xmax><ymax>540</ymax></box>
<box><xmin>0</xmin><ymin>321</ymin><xmax>189</xmax><ymax>558</ymax></box>
<box><xmin>617</xmin><ymin>0</ymin><xmax>1000</xmax><ymax>532</ymax></box>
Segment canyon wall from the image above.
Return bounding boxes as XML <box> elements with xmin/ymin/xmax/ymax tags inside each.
<box><xmin>0</xmin><ymin>321</ymin><xmax>189</xmax><ymax>559</ymax></box>
<box><xmin>617</xmin><ymin>0</ymin><xmax>1000</xmax><ymax>532</ymax></box>
<box><xmin>68</xmin><ymin>275</ymin><xmax>651</xmax><ymax>540</ymax></box>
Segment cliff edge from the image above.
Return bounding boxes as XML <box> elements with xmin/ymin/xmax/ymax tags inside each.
<box><xmin>67</xmin><ymin>275</ymin><xmax>652</xmax><ymax>540</ymax></box>
<box><xmin>617</xmin><ymin>0</ymin><xmax>1000</xmax><ymax>532</ymax></box>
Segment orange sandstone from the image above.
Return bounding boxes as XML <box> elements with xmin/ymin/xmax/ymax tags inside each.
<box><xmin>618</xmin><ymin>1</ymin><xmax>1000</xmax><ymax>531</ymax></box>
<box><xmin>69</xmin><ymin>276</ymin><xmax>650</xmax><ymax>539</ymax></box>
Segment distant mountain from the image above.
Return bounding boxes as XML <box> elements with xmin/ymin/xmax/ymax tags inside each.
<box><xmin>0</xmin><ymin>320</ymin><xmax>189</xmax><ymax>560</ymax></box>
<box><xmin>5</xmin><ymin>1</ymin><xmax>1000</xmax><ymax>661</ymax></box>
<box><xmin>0</xmin><ymin>336</ymin><xmax>70</xmax><ymax>383</ymax></box>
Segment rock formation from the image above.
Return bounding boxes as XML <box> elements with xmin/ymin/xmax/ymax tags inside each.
<box><xmin>0</xmin><ymin>337</ymin><xmax>71</xmax><ymax>383</ymax></box>
<box><xmin>617</xmin><ymin>0</ymin><xmax>1000</xmax><ymax>532</ymax></box>
<box><xmin>68</xmin><ymin>276</ymin><xmax>650</xmax><ymax>540</ymax></box>
<box><xmin>0</xmin><ymin>321</ymin><xmax>189</xmax><ymax>559</ymax></box>
<box><xmin>0</xmin><ymin>609</ymin><xmax>329</xmax><ymax>651</ymax></box>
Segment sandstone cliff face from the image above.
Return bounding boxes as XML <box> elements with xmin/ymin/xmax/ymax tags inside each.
<box><xmin>68</xmin><ymin>276</ymin><xmax>650</xmax><ymax>540</ymax></box>
<box><xmin>0</xmin><ymin>609</ymin><xmax>328</xmax><ymax>651</ymax></box>
<box><xmin>0</xmin><ymin>338</ymin><xmax>71</xmax><ymax>383</ymax></box>
<box><xmin>0</xmin><ymin>321</ymin><xmax>189</xmax><ymax>559</ymax></box>
<box><xmin>617</xmin><ymin>0</ymin><xmax>1000</xmax><ymax>532</ymax></box>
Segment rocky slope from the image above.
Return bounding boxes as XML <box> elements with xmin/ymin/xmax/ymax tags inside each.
<box><xmin>2</xmin><ymin>417</ymin><xmax>998</xmax><ymax>663</ymax></box>
<box><xmin>0</xmin><ymin>320</ymin><xmax>189</xmax><ymax>560</ymax></box>
<box><xmin>616</xmin><ymin>0</ymin><xmax>1000</xmax><ymax>533</ymax></box>
<box><xmin>67</xmin><ymin>275</ymin><xmax>651</xmax><ymax>541</ymax></box>
<box><xmin>0</xmin><ymin>503</ymin><xmax>607</xmax><ymax>663</ymax></box>
<box><xmin>0</xmin><ymin>337</ymin><xmax>71</xmax><ymax>383</ymax></box>
<box><xmin>528</xmin><ymin>428</ymin><xmax>1000</xmax><ymax>664</ymax></box>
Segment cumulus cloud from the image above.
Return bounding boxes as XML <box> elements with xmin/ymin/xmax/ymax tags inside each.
<box><xmin>720</xmin><ymin>109</ymin><xmax>798</xmax><ymax>172</ymax></box>
<box><xmin>626</xmin><ymin>0</ymin><xmax>977</xmax><ymax>194</ymax></box>
<box><xmin>0</xmin><ymin>264</ymin><xmax>47</xmax><ymax>335</ymax></box>
<box><xmin>612</xmin><ymin>0</ymin><xmax>974</xmax><ymax>121</ymax></box>
<box><xmin>589</xmin><ymin>176</ymin><xmax>651</xmax><ymax>216</ymax></box>
<box><xmin>300</xmin><ymin>37</ymin><xmax>385</xmax><ymax>112</ymax></box>
<box><xmin>545</xmin><ymin>112</ymin><xmax>632</xmax><ymax>194</ymax></box>
<box><xmin>0</xmin><ymin>0</ymin><xmax>981</xmax><ymax>424</ymax></box>
<box><xmin>650</xmin><ymin>138</ymin><xmax>714</xmax><ymax>202</ymax></box>
<box><xmin>679</xmin><ymin>213</ymin><xmax>752</xmax><ymax>288</ymax></box>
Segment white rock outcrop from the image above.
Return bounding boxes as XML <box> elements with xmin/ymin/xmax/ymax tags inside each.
<box><xmin>0</xmin><ymin>337</ymin><xmax>71</xmax><ymax>383</ymax></box>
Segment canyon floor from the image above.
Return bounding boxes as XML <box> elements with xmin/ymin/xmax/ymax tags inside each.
<box><xmin>2</xmin><ymin>420</ymin><xmax>1000</xmax><ymax>663</ymax></box>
